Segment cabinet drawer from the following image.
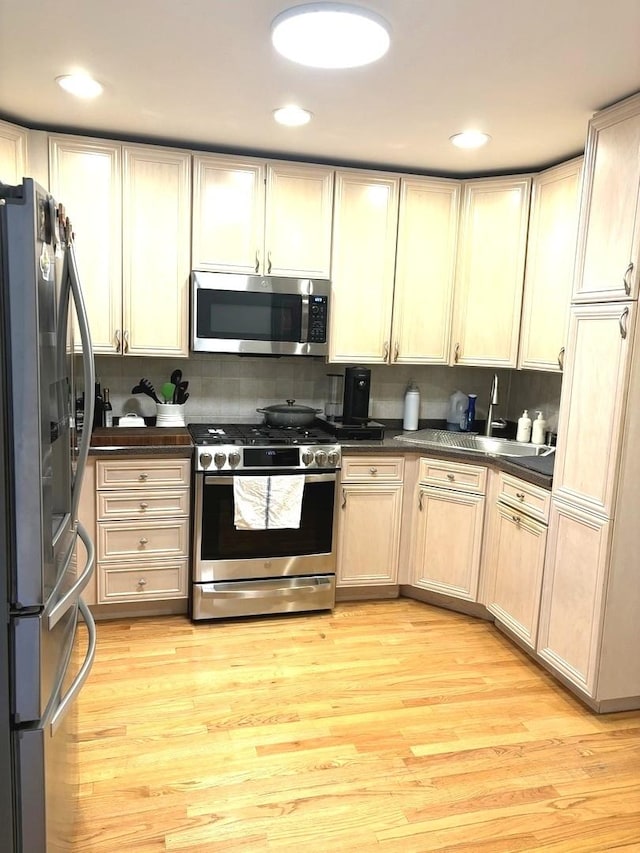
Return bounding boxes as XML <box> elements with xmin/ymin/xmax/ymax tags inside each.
<box><xmin>341</xmin><ymin>456</ymin><xmax>405</xmax><ymax>483</ymax></box>
<box><xmin>98</xmin><ymin>559</ymin><xmax>188</xmax><ymax>603</ymax></box>
<box><xmin>96</xmin><ymin>458</ymin><xmax>191</xmax><ymax>490</ymax></box>
<box><xmin>497</xmin><ymin>472</ymin><xmax>550</xmax><ymax>523</ymax></box>
<box><xmin>97</xmin><ymin>518</ymin><xmax>189</xmax><ymax>562</ymax></box>
<box><xmin>97</xmin><ymin>488</ymin><xmax>190</xmax><ymax>521</ymax></box>
<box><xmin>419</xmin><ymin>458</ymin><xmax>487</xmax><ymax>494</ymax></box>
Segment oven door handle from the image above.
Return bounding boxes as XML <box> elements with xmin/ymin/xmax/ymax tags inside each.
<box><xmin>203</xmin><ymin>472</ymin><xmax>336</xmax><ymax>486</ymax></box>
<box><xmin>200</xmin><ymin>578</ymin><xmax>333</xmax><ymax>599</ymax></box>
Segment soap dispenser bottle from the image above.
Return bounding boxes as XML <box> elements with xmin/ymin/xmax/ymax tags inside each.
<box><xmin>532</xmin><ymin>411</ymin><xmax>547</xmax><ymax>445</ymax></box>
<box><xmin>516</xmin><ymin>409</ymin><xmax>532</xmax><ymax>443</ymax></box>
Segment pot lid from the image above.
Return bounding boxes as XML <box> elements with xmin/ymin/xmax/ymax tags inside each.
<box><xmin>259</xmin><ymin>399</ymin><xmax>321</xmax><ymax>414</ymax></box>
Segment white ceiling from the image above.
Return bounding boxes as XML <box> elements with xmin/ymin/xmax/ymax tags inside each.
<box><xmin>1</xmin><ymin>0</ymin><xmax>639</xmax><ymax>175</ymax></box>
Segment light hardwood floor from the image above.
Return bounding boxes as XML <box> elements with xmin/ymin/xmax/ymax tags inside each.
<box><xmin>74</xmin><ymin>600</ymin><xmax>640</xmax><ymax>852</ymax></box>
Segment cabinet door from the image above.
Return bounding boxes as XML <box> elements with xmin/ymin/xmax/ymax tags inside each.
<box><xmin>264</xmin><ymin>162</ymin><xmax>333</xmax><ymax>278</ymax></box>
<box><xmin>573</xmin><ymin>94</ymin><xmax>640</xmax><ymax>303</ymax></box>
<box><xmin>412</xmin><ymin>486</ymin><xmax>485</xmax><ymax>601</ymax></box>
<box><xmin>391</xmin><ymin>177</ymin><xmax>460</xmax><ymax>364</ymax></box>
<box><xmin>519</xmin><ymin>158</ymin><xmax>583</xmax><ymax>371</ymax></box>
<box><xmin>329</xmin><ymin>171</ymin><xmax>399</xmax><ymax>363</ymax></box>
<box><xmin>451</xmin><ymin>176</ymin><xmax>531</xmax><ymax>367</ymax></box>
<box><xmin>553</xmin><ymin>301</ymin><xmax>635</xmax><ymax>516</ymax></box>
<box><xmin>192</xmin><ymin>154</ymin><xmax>265</xmax><ymax>273</ymax></box>
<box><xmin>0</xmin><ymin>119</ymin><xmax>27</xmax><ymax>184</ymax></box>
<box><xmin>49</xmin><ymin>135</ymin><xmax>122</xmax><ymax>354</ymax></box>
<box><xmin>485</xmin><ymin>504</ymin><xmax>547</xmax><ymax>649</ymax></box>
<box><xmin>537</xmin><ymin>499</ymin><xmax>610</xmax><ymax>695</ymax></box>
<box><xmin>336</xmin><ymin>483</ymin><xmax>403</xmax><ymax>585</ymax></box>
<box><xmin>122</xmin><ymin>145</ymin><xmax>191</xmax><ymax>357</ymax></box>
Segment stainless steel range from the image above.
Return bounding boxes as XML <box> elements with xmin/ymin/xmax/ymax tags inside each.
<box><xmin>188</xmin><ymin>423</ymin><xmax>341</xmax><ymax>620</ymax></box>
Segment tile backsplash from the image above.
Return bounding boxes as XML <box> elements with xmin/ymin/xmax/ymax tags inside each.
<box><xmin>93</xmin><ymin>354</ymin><xmax>562</xmax><ymax>428</ymax></box>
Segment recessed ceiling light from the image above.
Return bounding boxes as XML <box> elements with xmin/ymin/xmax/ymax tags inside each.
<box><xmin>273</xmin><ymin>105</ymin><xmax>313</xmax><ymax>126</ymax></box>
<box><xmin>56</xmin><ymin>74</ymin><xmax>103</xmax><ymax>99</ymax></box>
<box><xmin>271</xmin><ymin>3</ymin><xmax>391</xmax><ymax>69</ymax></box>
<box><xmin>449</xmin><ymin>131</ymin><xmax>492</xmax><ymax>149</ymax></box>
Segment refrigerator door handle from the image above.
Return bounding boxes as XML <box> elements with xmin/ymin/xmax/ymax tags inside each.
<box><xmin>49</xmin><ymin>597</ymin><xmax>96</xmax><ymax>737</ymax></box>
<box><xmin>66</xmin><ymin>243</ymin><xmax>95</xmax><ymax>523</ymax></box>
<box><xmin>46</xmin><ymin>521</ymin><xmax>95</xmax><ymax>630</ymax></box>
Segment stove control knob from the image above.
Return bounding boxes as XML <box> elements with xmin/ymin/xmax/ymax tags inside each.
<box><xmin>228</xmin><ymin>451</ymin><xmax>241</xmax><ymax>468</ymax></box>
<box><xmin>213</xmin><ymin>451</ymin><xmax>227</xmax><ymax>469</ymax></box>
<box><xmin>301</xmin><ymin>449</ymin><xmax>315</xmax><ymax>466</ymax></box>
<box><xmin>199</xmin><ymin>452</ymin><xmax>213</xmax><ymax>470</ymax></box>
<box><xmin>314</xmin><ymin>450</ymin><xmax>328</xmax><ymax>468</ymax></box>
<box><xmin>327</xmin><ymin>450</ymin><xmax>340</xmax><ymax>468</ymax></box>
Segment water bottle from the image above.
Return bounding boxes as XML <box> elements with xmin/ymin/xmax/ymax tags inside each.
<box><xmin>403</xmin><ymin>382</ymin><xmax>420</xmax><ymax>431</ymax></box>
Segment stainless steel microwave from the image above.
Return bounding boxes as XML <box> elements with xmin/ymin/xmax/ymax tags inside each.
<box><xmin>191</xmin><ymin>272</ymin><xmax>330</xmax><ymax>356</ymax></box>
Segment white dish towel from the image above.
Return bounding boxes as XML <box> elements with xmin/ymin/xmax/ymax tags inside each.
<box><xmin>233</xmin><ymin>475</ymin><xmax>305</xmax><ymax>530</ymax></box>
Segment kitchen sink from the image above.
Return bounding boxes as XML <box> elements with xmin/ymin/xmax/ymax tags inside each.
<box><xmin>393</xmin><ymin>428</ymin><xmax>555</xmax><ymax>457</ymax></box>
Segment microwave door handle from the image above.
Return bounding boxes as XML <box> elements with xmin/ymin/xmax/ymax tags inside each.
<box><xmin>67</xmin><ymin>243</ymin><xmax>95</xmax><ymax>523</ymax></box>
<box><xmin>300</xmin><ymin>294</ymin><xmax>309</xmax><ymax>342</ymax></box>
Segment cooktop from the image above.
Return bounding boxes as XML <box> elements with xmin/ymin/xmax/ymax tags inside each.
<box><xmin>187</xmin><ymin>423</ymin><xmax>336</xmax><ymax>447</ymax></box>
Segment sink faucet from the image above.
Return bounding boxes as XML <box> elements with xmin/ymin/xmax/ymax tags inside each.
<box><xmin>485</xmin><ymin>373</ymin><xmax>507</xmax><ymax>437</ymax></box>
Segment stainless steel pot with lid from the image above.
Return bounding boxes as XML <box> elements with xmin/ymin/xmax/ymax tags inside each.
<box><xmin>257</xmin><ymin>399</ymin><xmax>322</xmax><ymax>427</ymax></box>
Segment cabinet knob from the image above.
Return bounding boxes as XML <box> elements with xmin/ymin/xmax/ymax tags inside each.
<box><xmin>370</xmin><ymin>466</ymin><xmax>378</xmax><ymax>475</ymax></box>
<box><xmin>138</xmin><ymin>578</ymin><xmax>147</xmax><ymax>587</ymax></box>
<box><xmin>512</xmin><ymin>515</ymin><xmax>521</xmax><ymax>525</ymax></box>
<box><xmin>515</xmin><ymin>492</ymin><xmax>525</xmax><ymax>501</ymax></box>
<box><xmin>139</xmin><ymin>537</ymin><xmax>148</xmax><ymax>546</ymax></box>
<box><xmin>139</xmin><ymin>501</ymin><xmax>149</xmax><ymax>510</ymax></box>
<box><xmin>446</xmin><ymin>473</ymin><xmax>455</xmax><ymax>482</ymax></box>
<box><xmin>139</xmin><ymin>472</ymin><xmax>148</xmax><ymax>481</ymax></box>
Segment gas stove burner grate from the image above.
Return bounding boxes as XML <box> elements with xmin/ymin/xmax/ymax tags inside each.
<box><xmin>188</xmin><ymin>423</ymin><xmax>336</xmax><ymax>446</ymax></box>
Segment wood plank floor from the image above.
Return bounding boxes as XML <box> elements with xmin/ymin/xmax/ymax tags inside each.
<box><xmin>73</xmin><ymin>599</ymin><xmax>640</xmax><ymax>852</ymax></box>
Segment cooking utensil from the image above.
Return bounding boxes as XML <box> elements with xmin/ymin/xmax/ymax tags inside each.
<box><xmin>257</xmin><ymin>399</ymin><xmax>322</xmax><ymax>427</ymax></box>
<box><xmin>170</xmin><ymin>369</ymin><xmax>182</xmax><ymax>386</ymax></box>
<box><xmin>132</xmin><ymin>378</ymin><xmax>161</xmax><ymax>404</ymax></box>
<box><xmin>174</xmin><ymin>380</ymin><xmax>189</xmax><ymax>404</ymax></box>
<box><xmin>161</xmin><ymin>382</ymin><xmax>176</xmax><ymax>403</ymax></box>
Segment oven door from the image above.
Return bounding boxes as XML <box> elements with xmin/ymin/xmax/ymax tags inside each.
<box><xmin>193</xmin><ymin>472</ymin><xmax>337</xmax><ymax>582</ymax></box>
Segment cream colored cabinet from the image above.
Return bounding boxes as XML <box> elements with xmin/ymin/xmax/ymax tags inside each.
<box><xmin>95</xmin><ymin>457</ymin><xmax>190</xmax><ymax>604</ymax></box>
<box><xmin>336</xmin><ymin>456</ymin><xmax>404</xmax><ymax>586</ymax></box>
<box><xmin>518</xmin><ymin>158</ymin><xmax>583</xmax><ymax>371</ymax></box>
<box><xmin>450</xmin><ymin>176</ymin><xmax>531</xmax><ymax>367</ymax></box>
<box><xmin>411</xmin><ymin>458</ymin><xmax>486</xmax><ymax>602</ymax></box>
<box><xmin>329</xmin><ymin>170</ymin><xmax>400</xmax><ymax>362</ymax></box>
<box><xmin>572</xmin><ymin>93</ymin><xmax>640</xmax><ymax>303</ymax></box>
<box><xmin>192</xmin><ymin>154</ymin><xmax>333</xmax><ymax>278</ymax></box>
<box><xmin>391</xmin><ymin>177</ymin><xmax>460</xmax><ymax>364</ymax></box>
<box><xmin>552</xmin><ymin>301</ymin><xmax>635</xmax><ymax>516</ymax></box>
<box><xmin>484</xmin><ymin>473</ymin><xmax>549</xmax><ymax>649</ymax></box>
<box><xmin>0</xmin><ymin>119</ymin><xmax>27</xmax><ymax>184</ymax></box>
<box><xmin>77</xmin><ymin>456</ymin><xmax>97</xmax><ymax>607</ymax></box>
<box><xmin>49</xmin><ymin>135</ymin><xmax>190</xmax><ymax>356</ymax></box>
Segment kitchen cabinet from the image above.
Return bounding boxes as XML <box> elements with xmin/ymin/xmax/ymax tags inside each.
<box><xmin>329</xmin><ymin>170</ymin><xmax>400</xmax><ymax>362</ymax></box>
<box><xmin>192</xmin><ymin>154</ymin><xmax>334</xmax><ymax>278</ymax></box>
<box><xmin>518</xmin><ymin>158</ymin><xmax>583</xmax><ymax>372</ymax></box>
<box><xmin>391</xmin><ymin>177</ymin><xmax>460</xmax><ymax>363</ymax></box>
<box><xmin>95</xmin><ymin>457</ymin><xmax>190</xmax><ymax>604</ymax></box>
<box><xmin>336</xmin><ymin>456</ymin><xmax>404</xmax><ymax>587</ymax></box>
<box><xmin>411</xmin><ymin>458</ymin><xmax>486</xmax><ymax>602</ymax></box>
<box><xmin>0</xmin><ymin>118</ymin><xmax>27</xmax><ymax>184</ymax></box>
<box><xmin>49</xmin><ymin>135</ymin><xmax>191</xmax><ymax>356</ymax></box>
<box><xmin>483</xmin><ymin>472</ymin><xmax>550</xmax><ymax>649</ymax></box>
<box><xmin>572</xmin><ymin>93</ymin><xmax>640</xmax><ymax>303</ymax></box>
<box><xmin>450</xmin><ymin>176</ymin><xmax>531</xmax><ymax>367</ymax></box>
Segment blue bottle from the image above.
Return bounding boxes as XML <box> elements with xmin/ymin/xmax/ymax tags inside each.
<box><xmin>462</xmin><ymin>394</ymin><xmax>477</xmax><ymax>431</ymax></box>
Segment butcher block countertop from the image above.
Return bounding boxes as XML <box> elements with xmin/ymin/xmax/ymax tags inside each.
<box><xmin>89</xmin><ymin>427</ymin><xmax>193</xmax><ymax>458</ymax></box>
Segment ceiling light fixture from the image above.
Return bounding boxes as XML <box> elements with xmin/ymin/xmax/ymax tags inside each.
<box><xmin>273</xmin><ymin>105</ymin><xmax>313</xmax><ymax>126</ymax></box>
<box><xmin>271</xmin><ymin>3</ymin><xmax>391</xmax><ymax>69</ymax></box>
<box><xmin>449</xmin><ymin>130</ymin><xmax>492</xmax><ymax>149</ymax></box>
<box><xmin>56</xmin><ymin>74</ymin><xmax>103</xmax><ymax>99</ymax></box>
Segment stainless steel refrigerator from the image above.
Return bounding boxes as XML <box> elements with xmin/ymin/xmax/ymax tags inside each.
<box><xmin>0</xmin><ymin>178</ymin><xmax>96</xmax><ymax>851</ymax></box>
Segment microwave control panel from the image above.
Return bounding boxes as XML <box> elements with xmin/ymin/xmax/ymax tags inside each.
<box><xmin>308</xmin><ymin>295</ymin><xmax>328</xmax><ymax>343</ymax></box>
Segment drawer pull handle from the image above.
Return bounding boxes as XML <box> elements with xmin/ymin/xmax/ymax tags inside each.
<box><xmin>139</xmin><ymin>537</ymin><xmax>149</xmax><ymax>546</ymax></box>
<box><xmin>418</xmin><ymin>490</ymin><xmax>424</xmax><ymax>511</ymax></box>
<box><xmin>139</xmin><ymin>473</ymin><xmax>148</xmax><ymax>481</ymax></box>
<box><xmin>516</xmin><ymin>492</ymin><xmax>525</xmax><ymax>501</ymax></box>
<box><xmin>512</xmin><ymin>515</ymin><xmax>521</xmax><ymax>525</ymax></box>
<box><xmin>446</xmin><ymin>473</ymin><xmax>455</xmax><ymax>481</ymax></box>
<box><xmin>370</xmin><ymin>467</ymin><xmax>378</xmax><ymax>475</ymax></box>
<box><xmin>623</xmin><ymin>262</ymin><xmax>633</xmax><ymax>295</ymax></box>
<box><xmin>138</xmin><ymin>578</ymin><xmax>147</xmax><ymax>587</ymax></box>
<box><xmin>139</xmin><ymin>502</ymin><xmax>149</xmax><ymax>510</ymax></box>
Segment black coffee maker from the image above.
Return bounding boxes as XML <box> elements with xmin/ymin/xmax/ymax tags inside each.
<box><xmin>343</xmin><ymin>366</ymin><xmax>371</xmax><ymax>424</ymax></box>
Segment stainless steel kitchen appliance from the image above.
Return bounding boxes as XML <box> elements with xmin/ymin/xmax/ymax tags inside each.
<box><xmin>0</xmin><ymin>178</ymin><xmax>96</xmax><ymax>851</ymax></box>
<box><xmin>188</xmin><ymin>422</ymin><xmax>341</xmax><ymax>620</ymax></box>
<box><xmin>191</xmin><ymin>271</ymin><xmax>330</xmax><ymax>357</ymax></box>
<box><xmin>317</xmin><ymin>366</ymin><xmax>386</xmax><ymax>440</ymax></box>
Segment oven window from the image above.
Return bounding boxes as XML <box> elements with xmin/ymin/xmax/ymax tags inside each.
<box><xmin>200</xmin><ymin>479</ymin><xmax>334</xmax><ymax>561</ymax></box>
<box><xmin>197</xmin><ymin>290</ymin><xmax>302</xmax><ymax>343</ymax></box>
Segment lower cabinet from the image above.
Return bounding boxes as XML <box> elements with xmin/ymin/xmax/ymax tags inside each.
<box><xmin>411</xmin><ymin>458</ymin><xmax>486</xmax><ymax>601</ymax></box>
<box><xmin>95</xmin><ymin>457</ymin><xmax>190</xmax><ymax>604</ymax></box>
<box><xmin>336</xmin><ymin>456</ymin><xmax>404</xmax><ymax>586</ymax></box>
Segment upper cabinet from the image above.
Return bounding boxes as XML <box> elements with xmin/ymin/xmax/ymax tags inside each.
<box><xmin>518</xmin><ymin>158</ymin><xmax>583</xmax><ymax>372</ymax></box>
<box><xmin>573</xmin><ymin>93</ymin><xmax>640</xmax><ymax>303</ymax></box>
<box><xmin>192</xmin><ymin>154</ymin><xmax>333</xmax><ymax>279</ymax></box>
<box><xmin>451</xmin><ymin>176</ymin><xmax>531</xmax><ymax>368</ymax></box>
<box><xmin>391</xmin><ymin>177</ymin><xmax>460</xmax><ymax>364</ymax></box>
<box><xmin>329</xmin><ymin>170</ymin><xmax>400</xmax><ymax>363</ymax></box>
<box><xmin>0</xmin><ymin>119</ymin><xmax>28</xmax><ymax>184</ymax></box>
<box><xmin>49</xmin><ymin>135</ymin><xmax>190</xmax><ymax>357</ymax></box>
